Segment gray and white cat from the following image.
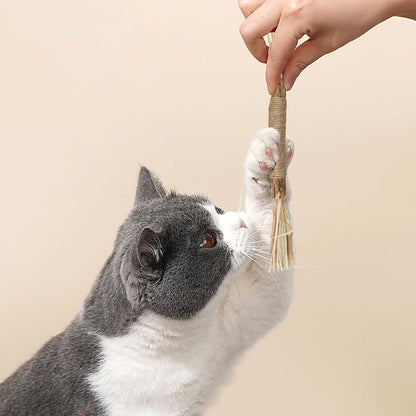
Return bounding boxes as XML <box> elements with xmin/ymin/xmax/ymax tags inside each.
<box><xmin>0</xmin><ymin>127</ymin><xmax>294</xmax><ymax>416</ymax></box>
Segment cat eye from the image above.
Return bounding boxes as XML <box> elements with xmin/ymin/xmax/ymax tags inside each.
<box><xmin>215</xmin><ymin>206</ymin><xmax>224</xmax><ymax>215</ymax></box>
<box><xmin>200</xmin><ymin>232</ymin><xmax>216</xmax><ymax>248</ymax></box>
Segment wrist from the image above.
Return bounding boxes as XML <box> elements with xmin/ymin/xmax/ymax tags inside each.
<box><xmin>377</xmin><ymin>0</ymin><xmax>400</xmax><ymax>19</ymax></box>
<box><xmin>387</xmin><ymin>0</ymin><xmax>416</xmax><ymax>19</ymax></box>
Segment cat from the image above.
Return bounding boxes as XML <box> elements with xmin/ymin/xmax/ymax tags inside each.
<box><xmin>0</xmin><ymin>127</ymin><xmax>294</xmax><ymax>416</ymax></box>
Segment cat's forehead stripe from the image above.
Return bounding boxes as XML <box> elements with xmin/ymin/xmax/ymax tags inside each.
<box><xmin>199</xmin><ymin>203</ymin><xmax>220</xmax><ymax>228</ymax></box>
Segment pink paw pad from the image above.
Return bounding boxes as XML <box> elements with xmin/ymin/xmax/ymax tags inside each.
<box><xmin>259</xmin><ymin>161</ymin><xmax>269</xmax><ymax>171</ymax></box>
<box><xmin>265</xmin><ymin>147</ymin><xmax>274</xmax><ymax>159</ymax></box>
<box><xmin>251</xmin><ymin>177</ymin><xmax>268</xmax><ymax>190</ymax></box>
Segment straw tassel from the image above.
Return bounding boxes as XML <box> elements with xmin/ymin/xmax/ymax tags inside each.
<box><xmin>268</xmin><ymin>82</ymin><xmax>294</xmax><ymax>271</ymax></box>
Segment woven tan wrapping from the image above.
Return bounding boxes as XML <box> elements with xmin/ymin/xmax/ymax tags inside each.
<box><xmin>269</xmin><ymin>83</ymin><xmax>287</xmax><ymax>198</ymax></box>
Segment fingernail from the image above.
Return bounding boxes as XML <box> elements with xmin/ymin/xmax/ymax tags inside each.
<box><xmin>268</xmin><ymin>82</ymin><xmax>278</xmax><ymax>96</ymax></box>
<box><xmin>283</xmin><ymin>79</ymin><xmax>292</xmax><ymax>91</ymax></box>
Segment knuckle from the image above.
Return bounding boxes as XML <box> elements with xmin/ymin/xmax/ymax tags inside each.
<box><xmin>292</xmin><ymin>60</ymin><xmax>309</xmax><ymax>71</ymax></box>
<box><xmin>284</xmin><ymin>0</ymin><xmax>307</xmax><ymax>18</ymax></box>
<box><xmin>238</xmin><ymin>0</ymin><xmax>250</xmax><ymax>12</ymax></box>
<box><xmin>239</xmin><ymin>22</ymin><xmax>252</xmax><ymax>39</ymax></box>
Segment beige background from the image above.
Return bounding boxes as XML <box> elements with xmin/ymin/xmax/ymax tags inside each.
<box><xmin>1</xmin><ymin>1</ymin><xmax>415</xmax><ymax>415</ymax></box>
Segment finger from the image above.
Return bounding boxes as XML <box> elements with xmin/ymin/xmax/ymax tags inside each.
<box><xmin>282</xmin><ymin>37</ymin><xmax>328</xmax><ymax>90</ymax></box>
<box><xmin>240</xmin><ymin>3</ymin><xmax>281</xmax><ymax>63</ymax></box>
<box><xmin>238</xmin><ymin>0</ymin><xmax>267</xmax><ymax>18</ymax></box>
<box><xmin>265</xmin><ymin>20</ymin><xmax>301</xmax><ymax>94</ymax></box>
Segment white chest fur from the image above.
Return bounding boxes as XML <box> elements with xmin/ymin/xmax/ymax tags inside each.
<box><xmin>88</xmin><ymin>264</ymin><xmax>291</xmax><ymax>416</ymax></box>
<box><xmin>88</xmin><ymin>293</ymin><xmax>235</xmax><ymax>416</ymax></box>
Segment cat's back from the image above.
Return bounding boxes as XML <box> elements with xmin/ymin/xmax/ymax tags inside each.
<box><xmin>0</xmin><ymin>321</ymin><xmax>104</xmax><ymax>416</ymax></box>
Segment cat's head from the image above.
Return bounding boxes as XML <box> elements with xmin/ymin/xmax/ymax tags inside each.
<box><xmin>114</xmin><ymin>167</ymin><xmax>250</xmax><ymax>320</ymax></box>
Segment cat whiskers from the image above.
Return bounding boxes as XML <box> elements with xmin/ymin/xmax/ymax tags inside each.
<box><xmin>241</xmin><ymin>252</ymin><xmax>266</xmax><ymax>269</ymax></box>
<box><xmin>240</xmin><ymin>251</ymin><xmax>284</xmax><ymax>299</ymax></box>
<box><xmin>237</xmin><ymin>185</ymin><xmax>245</xmax><ymax>213</ymax></box>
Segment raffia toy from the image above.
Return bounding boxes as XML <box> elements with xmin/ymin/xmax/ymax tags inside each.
<box><xmin>267</xmin><ymin>81</ymin><xmax>294</xmax><ymax>271</ymax></box>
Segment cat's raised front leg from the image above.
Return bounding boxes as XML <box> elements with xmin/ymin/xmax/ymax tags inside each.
<box><xmin>222</xmin><ymin>128</ymin><xmax>294</xmax><ymax>351</ymax></box>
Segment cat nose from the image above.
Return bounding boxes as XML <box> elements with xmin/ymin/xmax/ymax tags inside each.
<box><xmin>238</xmin><ymin>218</ymin><xmax>247</xmax><ymax>229</ymax></box>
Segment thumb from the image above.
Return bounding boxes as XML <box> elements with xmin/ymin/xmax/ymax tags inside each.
<box><xmin>282</xmin><ymin>38</ymin><xmax>328</xmax><ymax>90</ymax></box>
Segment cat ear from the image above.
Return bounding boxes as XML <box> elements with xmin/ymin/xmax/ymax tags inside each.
<box><xmin>135</xmin><ymin>167</ymin><xmax>166</xmax><ymax>205</ymax></box>
<box><xmin>135</xmin><ymin>227</ymin><xmax>163</xmax><ymax>279</ymax></box>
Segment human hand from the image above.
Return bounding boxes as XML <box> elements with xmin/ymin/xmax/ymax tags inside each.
<box><xmin>238</xmin><ymin>0</ymin><xmax>397</xmax><ymax>93</ymax></box>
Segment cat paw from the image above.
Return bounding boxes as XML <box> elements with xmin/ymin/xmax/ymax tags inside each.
<box><xmin>245</xmin><ymin>128</ymin><xmax>294</xmax><ymax>198</ymax></box>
